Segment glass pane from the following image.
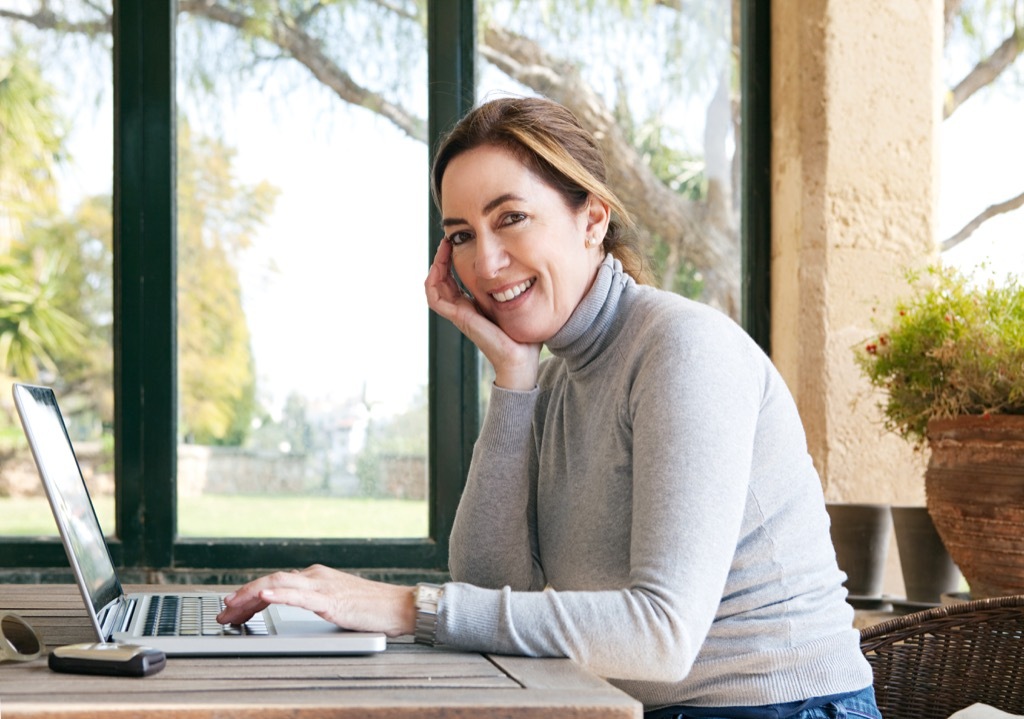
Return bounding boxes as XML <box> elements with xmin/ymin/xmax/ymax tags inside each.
<box><xmin>939</xmin><ymin>3</ymin><xmax>1024</xmax><ymax>279</ymax></box>
<box><xmin>474</xmin><ymin>0</ymin><xmax>741</xmax><ymax>409</ymax></box>
<box><xmin>175</xmin><ymin>4</ymin><xmax>428</xmax><ymax>538</ymax></box>
<box><xmin>0</xmin><ymin>3</ymin><xmax>115</xmax><ymax>537</ymax></box>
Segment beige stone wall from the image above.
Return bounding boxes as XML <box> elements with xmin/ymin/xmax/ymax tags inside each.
<box><xmin>771</xmin><ymin>0</ymin><xmax>943</xmax><ymax>505</ymax></box>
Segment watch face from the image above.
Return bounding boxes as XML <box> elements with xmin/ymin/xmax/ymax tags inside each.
<box><xmin>416</xmin><ymin>584</ymin><xmax>443</xmax><ymax>607</ymax></box>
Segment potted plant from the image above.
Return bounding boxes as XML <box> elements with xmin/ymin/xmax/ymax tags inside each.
<box><xmin>855</xmin><ymin>264</ymin><xmax>1024</xmax><ymax>599</ymax></box>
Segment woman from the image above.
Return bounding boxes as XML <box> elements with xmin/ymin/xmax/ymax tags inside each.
<box><xmin>219</xmin><ymin>96</ymin><xmax>879</xmax><ymax>719</ymax></box>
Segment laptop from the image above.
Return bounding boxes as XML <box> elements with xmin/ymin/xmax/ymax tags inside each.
<box><xmin>12</xmin><ymin>382</ymin><xmax>387</xmax><ymax>656</ymax></box>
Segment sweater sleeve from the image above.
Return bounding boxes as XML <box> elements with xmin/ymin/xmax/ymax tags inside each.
<box><xmin>439</xmin><ymin>308</ymin><xmax>766</xmax><ymax>685</ymax></box>
<box><xmin>447</xmin><ymin>384</ymin><xmax>547</xmax><ymax>591</ymax></box>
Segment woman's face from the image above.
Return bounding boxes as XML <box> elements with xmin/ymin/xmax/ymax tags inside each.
<box><xmin>440</xmin><ymin>145</ymin><xmax>608</xmax><ymax>344</ymax></box>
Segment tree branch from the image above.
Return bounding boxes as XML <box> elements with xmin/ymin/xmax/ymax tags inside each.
<box><xmin>944</xmin><ymin>0</ymin><xmax>967</xmax><ymax>42</ymax></box>
<box><xmin>941</xmin><ymin>188</ymin><xmax>1024</xmax><ymax>251</ymax></box>
<box><xmin>365</xmin><ymin>0</ymin><xmax>421</xmax><ymax>24</ymax></box>
<box><xmin>945</xmin><ymin>27</ymin><xmax>1023</xmax><ymax>118</ymax></box>
<box><xmin>0</xmin><ymin>7</ymin><xmax>110</xmax><ymax>35</ymax></box>
<box><xmin>178</xmin><ymin>0</ymin><xmax>426</xmax><ymax>142</ymax></box>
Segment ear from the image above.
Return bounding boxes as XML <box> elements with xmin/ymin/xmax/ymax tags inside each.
<box><xmin>584</xmin><ymin>196</ymin><xmax>611</xmax><ymax>243</ymax></box>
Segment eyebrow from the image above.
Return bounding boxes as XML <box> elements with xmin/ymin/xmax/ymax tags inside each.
<box><xmin>441</xmin><ymin>193</ymin><xmax>526</xmax><ymax>227</ymax></box>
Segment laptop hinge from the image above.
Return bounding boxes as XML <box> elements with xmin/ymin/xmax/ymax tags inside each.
<box><xmin>99</xmin><ymin>596</ymin><xmax>136</xmax><ymax>638</ymax></box>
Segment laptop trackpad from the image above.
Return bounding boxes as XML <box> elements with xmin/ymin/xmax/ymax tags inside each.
<box><xmin>266</xmin><ymin>605</ymin><xmax>344</xmax><ymax>635</ymax></box>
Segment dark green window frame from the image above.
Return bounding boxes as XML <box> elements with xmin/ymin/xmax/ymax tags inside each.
<box><xmin>0</xmin><ymin>0</ymin><xmax>769</xmax><ymax>578</ymax></box>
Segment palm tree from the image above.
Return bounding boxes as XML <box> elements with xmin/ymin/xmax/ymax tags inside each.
<box><xmin>0</xmin><ymin>254</ymin><xmax>85</xmax><ymax>381</ymax></box>
<box><xmin>0</xmin><ymin>43</ymin><xmax>84</xmax><ymax>381</ymax></box>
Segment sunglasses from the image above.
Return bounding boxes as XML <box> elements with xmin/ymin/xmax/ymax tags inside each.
<box><xmin>0</xmin><ymin>612</ymin><xmax>45</xmax><ymax>663</ymax></box>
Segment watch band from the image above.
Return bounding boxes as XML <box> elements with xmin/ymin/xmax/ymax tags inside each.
<box><xmin>413</xmin><ymin>583</ymin><xmax>444</xmax><ymax>646</ymax></box>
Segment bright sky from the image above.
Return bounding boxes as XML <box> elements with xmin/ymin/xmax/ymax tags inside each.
<box><xmin>939</xmin><ymin>91</ymin><xmax>1024</xmax><ymax>279</ymax></box>
<box><xmin>219</xmin><ymin>89</ymin><xmax>430</xmax><ymax>418</ymax></box>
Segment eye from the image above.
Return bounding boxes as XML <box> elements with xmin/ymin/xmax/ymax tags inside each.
<box><xmin>500</xmin><ymin>211</ymin><xmax>527</xmax><ymax>227</ymax></box>
<box><xmin>446</xmin><ymin>230</ymin><xmax>473</xmax><ymax>247</ymax></box>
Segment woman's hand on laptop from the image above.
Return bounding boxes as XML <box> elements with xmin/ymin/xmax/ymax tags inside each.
<box><xmin>216</xmin><ymin>564</ymin><xmax>416</xmax><ymax>637</ymax></box>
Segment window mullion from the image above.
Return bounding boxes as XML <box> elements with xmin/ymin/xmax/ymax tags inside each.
<box><xmin>427</xmin><ymin>0</ymin><xmax>478</xmax><ymax>565</ymax></box>
<box><xmin>113</xmin><ymin>0</ymin><xmax>177</xmax><ymax>569</ymax></box>
<box><xmin>741</xmin><ymin>0</ymin><xmax>772</xmax><ymax>353</ymax></box>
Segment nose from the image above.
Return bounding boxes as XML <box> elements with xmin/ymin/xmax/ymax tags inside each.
<box><xmin>473</xmin><ymin>230</ymin><xmax>509</xmax><ymax>279</ymax></box>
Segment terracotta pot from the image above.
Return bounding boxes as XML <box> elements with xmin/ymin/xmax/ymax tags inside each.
<box><xmin>925</xmin><ymin>415</ymin><xmax>1024</xmax><ymax>599</ymax></box>
<box><xmin>826</xmin><ymin>502</ymin><xmax>891</xmax><ymax>598</ymax></box>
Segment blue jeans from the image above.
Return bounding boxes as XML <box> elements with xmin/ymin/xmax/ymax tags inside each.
<box><xmin>644</xmin><ymin>685</ymin><xmax>881</xmax><ymax>719</ymax></box>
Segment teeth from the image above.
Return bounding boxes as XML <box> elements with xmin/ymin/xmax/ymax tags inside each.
<box><xmin>491</xmin><ymin>279</ymin><xmax>534</xmax><ymax>303</ymax></box>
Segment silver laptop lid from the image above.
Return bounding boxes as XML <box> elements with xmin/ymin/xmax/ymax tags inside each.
<box><xmin>12</xmin><ymin>383</ymin><xmax>123</xmax><ymax>639</ymax></box>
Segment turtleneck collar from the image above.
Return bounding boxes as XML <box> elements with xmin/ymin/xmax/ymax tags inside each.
<box><xmin>546</xmin><ymin>253</ymin><xmax>632</xmax><ymax>370</ymax></box>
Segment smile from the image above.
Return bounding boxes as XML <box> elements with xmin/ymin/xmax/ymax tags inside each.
<box><xmin>491</xmin><ymin>278</ymin><xmax>535</xmax><ymax>303</ymax></box>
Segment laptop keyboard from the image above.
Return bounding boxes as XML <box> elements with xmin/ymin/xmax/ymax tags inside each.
<box><xmin>142</xmin><ymin>595</ymin><xmax>269</xmax><ymax>637</ymax></box>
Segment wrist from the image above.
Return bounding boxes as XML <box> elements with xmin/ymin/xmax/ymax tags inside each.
<box><xmin>493</xmin><ymin>362</ymin><xmax>540</xmax><ymax>391</ymax></box>
<box><xmin>400</xmin><ymin>585</ymin><xmax>418</xmax><ymax>637</ymax></box>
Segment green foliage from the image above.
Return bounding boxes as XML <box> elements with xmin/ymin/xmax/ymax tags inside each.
<box><xmin>0</xmin><ymin>251</ymin><xmax>87</xmax><ymax>380</ymax></box>
<box><xmin>15</xmin><ymin>195</ymin><xmax>114</xmax><ymax>417</ymax></box>
<box><xmin>855</xmin><ymin>265</ymin><xmax>1024</xmax><ymax>449</ymax></box>
<box><xmin>1</xmin><ymin>37</ymin><xmax>275</xmax><ymax>444</ymax></box>
<box><xmin>0</xmin><ymin>39</ymin><xmax>67</xmax><ymax>209</ymax></box>
<box><xmin>613</xmin><ymin>96</ymin><xmax>707</xmax><ymax>297</ymax></box>
<box><xmin>177</xmin><ymin>120</ymin><xmax>279</xmax><ymax>445</ymax></box>
<box><xmin>645</xmin><ymin>238</ymin><xmax>706</xmax><ymax>298</ymax></box>
<box><xmin>0</xmin><ymin>41</ymin><xmax>104</xmax><ymax>419</ymax></box>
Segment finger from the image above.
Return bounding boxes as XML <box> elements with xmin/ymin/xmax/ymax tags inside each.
<box><xmin>216</xmin><ymin>597</ymin><xmax>269</xmax><ymax>625</ymax></box>
<box><xmin>256</xmin><ymin>587</ymin><xmax>345</xmax><ymax>626</ymax></box>
<box><xmin>217</xmin><ymin>570</ymin><xmax>310</xmax><ymax>622</ymax></box>
<box><xmin>425</xmin><ymin>265</ymin><xmax>459</xmax><ymax>305</ymax></box>
<box><xmin>432</xmin><ymin>234</ymin><xmax>452</xmax><ymax>264</ymax></box>
<box><xmin>427</xmin><ymin>239</ymin><xmax>463</xmax><ymax>290</ymax></box>
<box><xmin>426</xmin><ymin>274</ymin><xmax>470</xmax><ymax>319</ymax></box>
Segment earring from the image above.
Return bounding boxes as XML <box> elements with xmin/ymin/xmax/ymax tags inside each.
<box><xmin>587</xmin><ymin>236</ymin><xmax>599</xmax><ymax>247</ymax></box>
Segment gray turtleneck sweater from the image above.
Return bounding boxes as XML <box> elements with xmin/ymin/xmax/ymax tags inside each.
<box><xmin>437</xmin><ymin>255</ymin><xmax>872</xmax><ymax>711</ymax></box>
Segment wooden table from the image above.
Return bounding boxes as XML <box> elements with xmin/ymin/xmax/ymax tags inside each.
<box><xmin>0</xmin><ymin>584</ymin><xmax>642</xmax><ymax>718</ymax></box>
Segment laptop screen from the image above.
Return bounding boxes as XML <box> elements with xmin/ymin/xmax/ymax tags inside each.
<box><xmin>12</xmin><ymin>384</ymin><xmax>123</xmax><ymax>618</ymax></box>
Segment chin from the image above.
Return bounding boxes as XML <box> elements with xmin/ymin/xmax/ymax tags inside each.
<box><xmin>499</xmin><ymin>322</ymin><xmax>553</xmax><ymax>345</ymax></box>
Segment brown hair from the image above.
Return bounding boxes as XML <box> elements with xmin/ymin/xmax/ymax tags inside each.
<box><xmin>431</xmin><ymin>96</ymin><xmax>651</xmax><ymax>284</ymax></box>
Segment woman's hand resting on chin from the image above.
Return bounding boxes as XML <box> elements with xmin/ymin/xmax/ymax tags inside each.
<box><xmin>216</xmin><ymin>564</ymin><xmax>416</xmax><ymax>637</ymax></box>
<box><xmin>424</xmin><ymin>238</ymin><xmax>541</xmax><ymax>391</ymax></box>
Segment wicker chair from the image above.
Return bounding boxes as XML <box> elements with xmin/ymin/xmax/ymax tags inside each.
<box><xmin>860</xmin><ymin>595</ymin><xmax>1024</xmax><ymax>719</ymax></box>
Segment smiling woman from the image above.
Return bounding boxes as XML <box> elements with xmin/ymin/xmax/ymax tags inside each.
<box><xmin>220</xmin><ymin>96</ymin><xmax>880</xmax><ymax>718</ymax></box>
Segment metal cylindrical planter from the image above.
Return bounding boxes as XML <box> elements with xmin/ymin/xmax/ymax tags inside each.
<box><xmin>890</xmin><ymin>505</ymin><xmax>962</xmax><ymax>603</ymax></box>
<box><xmin>826</xmin><ymin>502</ymin><xmax>892</xmax><ymax>598</ymax></box>
<box><xmin>926</xmin><ymin>415</ymin><xmax>1024</xmax><ymax>599</ymax></box>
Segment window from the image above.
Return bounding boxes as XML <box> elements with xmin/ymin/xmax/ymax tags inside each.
<box><xmin>0</xmin><ymin>0</ymin><xmax>767</xmax><ymax>577</ymax></box>
<box><xmin>174</xmin><ymin>5</ymin><xmax>430</xmax><ymax>541</ymax></box>
<box><xmin>938</xmin><ymin>0</ymin><xmax>1024</xmax><ymax>279</ymax></box>
<box><xmin>0</xmin><ymin>1</ymin><xmax>115</xmax><ymax>551</ymax></box>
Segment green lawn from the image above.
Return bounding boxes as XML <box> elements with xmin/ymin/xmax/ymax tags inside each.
<box><xmin>0</xmin><ymin>494</ymin><xmax>428</xmax><ymax>538</ymax></box>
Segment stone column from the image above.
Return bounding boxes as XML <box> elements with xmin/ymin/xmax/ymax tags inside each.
<box><xmin>771</xmin><ymin>0</ymin><xmax>942</xmax><ymax>504</ymax></box>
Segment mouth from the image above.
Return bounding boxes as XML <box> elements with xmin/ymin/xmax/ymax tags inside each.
<box><xmin>490</xmin><ymin>278</ymin><xmax>535</xmax><ymax>303</ymax></box>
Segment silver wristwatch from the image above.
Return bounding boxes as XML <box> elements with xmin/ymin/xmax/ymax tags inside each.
<box><xmin>413</xmin><ymin>583</ymin><xmax>444</xmax><ymax>646</ymax></box>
